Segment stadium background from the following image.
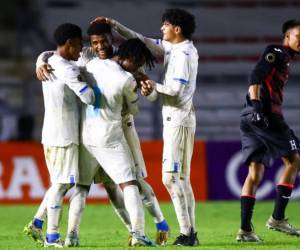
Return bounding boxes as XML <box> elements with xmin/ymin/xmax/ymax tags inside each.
<box><xmin>1</xmin><ymin>0</ymin><xmax>300</xmax><ymax>204</ymax></box>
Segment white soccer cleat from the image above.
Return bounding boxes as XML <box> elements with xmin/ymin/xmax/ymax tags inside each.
<box><xmin>130</xmin><ymin>233</ymin><xmax>157</xmax><ymax>247</ymax></box>
<box><xmin>266</xmin><ymin>216</ymin><xmax>300</xmax><ymax>237</ymax></box>
<box><xmin>64</xmin><ymin>232</ymin><xmax>80</xmax><ymax>247</ymax></box>
<box><xmin>236</xmin><ymin>229</ymin><xmax>262</xmax><ymax>242</ymax></box>
<box><xmin>44</xmin><ymin>238</ymin><xmax>64</xmax><ymax>248</ymax></box>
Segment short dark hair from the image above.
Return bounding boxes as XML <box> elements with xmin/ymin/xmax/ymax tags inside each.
<box><xmin>282</xmin><ymin>19</ymin><xmax>300</xmax><ymax>34</ymax></box>
<box><xmin>162</xmin><ymin>8</ymin><xmax>195</xmax><ymax>39</ymax></box>
<box><xmin>54</xmin><ymin>23</ymin><xmax>82</xmax><ymax>46</ymax></box>
<box><xmin>87</xmin><ymin>22</ymin><xmax>112</xmax><ymax>36</ymax></box>
<box><xmin>116</xmin><ymin>38</ymin><xmax>156</xmax><ymax>70</ymax></box>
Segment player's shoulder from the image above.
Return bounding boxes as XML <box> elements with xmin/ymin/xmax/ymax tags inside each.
<box><xmin>175</xmin><ymin>40</ymin><xmax>197</xmax><ymax>57</ymax></box>
<box><xmin>263</xmin><ymin>44</ymin><xmax>285</xmax><ymax>55</ymax></box>
<box><xmin>48</xmin><ymin>54</ymin><xmax>79</xmax><ymax>77</ymax></box>
<box><xmin>262</xmin><ymin>44</ymin><xmax>285</xmax><ymax>63</ymax></box>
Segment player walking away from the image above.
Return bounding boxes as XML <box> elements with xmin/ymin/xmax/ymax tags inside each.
<box><xmin>94</xmin><ymin>8</ymin><xmax>199</xmax><ymax>246</ymax></box>
<box><xmin>236</xmin><ymin>20</ymin><xmax>300</xmax><ymax>242</ymax></box>
<box><xmin>29</xmin><ymin>22</ymin><xmax>169</xmax><ymax>246</ymax></box>
<box><xmin>79</xmin><ymin>38</ymin><xmax>157</xmax><ymax>247</ymax></box>
<box><xmin>23</xmin><ymin>23</ymin><xmax>96</xmax><ymax>248</ymax></box>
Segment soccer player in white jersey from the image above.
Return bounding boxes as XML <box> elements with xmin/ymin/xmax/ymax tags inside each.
<box><xmin>78</xmin><ymin>38</ymin><xmax>157</xmax><ymax>246</ymax></box>
<box><xmin>33</xmin><ymin>22</ymin><xmax>169</xmax><ymax>246</ymax></box>
<box><xmin>94</xmin><ymin>8</ymin><xmax>199</xmax><ymax>246</ymax></box>
<box><xmin>35</xmin><ymin>23</ymin><xmax>95</xmax><ymax>247</ymax></box>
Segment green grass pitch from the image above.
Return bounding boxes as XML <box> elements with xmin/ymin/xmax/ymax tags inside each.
<box><xmin>0</xmin><ymin>201</ymin><xmax>299</xmax><ymax>249</ymax></box>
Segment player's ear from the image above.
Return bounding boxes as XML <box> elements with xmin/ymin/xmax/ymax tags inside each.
<box><xmin>65</xmin><ymin>38</ymin><xmax>72</xmax><ymax>48</ymax></box>
<box><xmin>175</xmin><ymin>26</ymin><xmax>182</xmax><ymax>35</ymax></box>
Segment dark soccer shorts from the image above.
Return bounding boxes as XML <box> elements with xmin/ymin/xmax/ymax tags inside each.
<box><xmin>240</xmin><ymin>113</ymin><xmax>299</xmax><ymax>167</ymax></box>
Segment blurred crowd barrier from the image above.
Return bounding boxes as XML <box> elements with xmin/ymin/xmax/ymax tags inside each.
<box><xmin>1</xmin><ymin>141</ymin><xmax>299</xmax><ymax>204</ymax></box>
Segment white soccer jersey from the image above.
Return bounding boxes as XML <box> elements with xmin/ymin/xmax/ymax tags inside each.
<box><xmin>81</xmin><ymin>58</ymin><xmax>139</xmax><ymax>147</ymax></box>
<box><xmin>112</xmin><ymin>21</ymin><xmax>198</xmax><ymax>128</ymax></box>
<box><xmin>41</xmin><ymin>53</ymin><xmax>95</xmax><ymax>146</ymax></box>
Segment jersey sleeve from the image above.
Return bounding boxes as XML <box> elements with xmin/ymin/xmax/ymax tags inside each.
<box><xmin>155</xmin><ymin>50</ymin><xmax>188</xmax><ymax>96</ymax></box>
<box><xmin>111</xmin><ymin>20</ymin><xmax>165</xmax><ymax>56</ymax></box>
<box><xmin>172</xmin><ymin>50</ymin><xmax>190</xmax><ymax>85</ymax></box>
<box><xmin>249</xmin><ymin>45</ymin><xmax>284</xmax><ymax>86</ymax></box>
<box><xmin>36</xmin><ymin>50</ymin><xmax>55</xmax><ymax>68</ymax></box>
<box><xmin>64</xmin><ymin>65</ymin><xmax>95</xmax><ymax>105</ymax></box>
<box><xmin>76</xmin><ymin>47</ymin><xmax>94</xmax><ymax>67</ymax></box>
<box><xmin>123</xmin><ymin>76</ymin><xmax>139</xmax><ymax>115</ymax></box>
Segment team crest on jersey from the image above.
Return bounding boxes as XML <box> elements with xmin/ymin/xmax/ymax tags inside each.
<box><xmin>265</xmin><ymin>53</ymin><xmax>276</xmax><ymax>63</ymax></box>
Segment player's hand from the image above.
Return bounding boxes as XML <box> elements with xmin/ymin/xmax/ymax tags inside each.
<box><xmin>133</xmin><ymin>72</ymin><xmax>149</xmax><ymax>88</ymax></box>
<box><xmin>251</xmin><ymin>111</ymin><xmax>269</xmax><ymax>128</ymax></box>
<box><xmin>36</xmin><ymin>64</ymin><xmax>54</xmax><ymax>81</ymax></box>
<box><xmin>91</xmin><ymin>16</ymin><xmax>112</xmax><ymax>25</ymax></box>
<box><xmin>141</xmin><ymin>80</ymin><xmax>154</xmax><ymax>96</ymax></box>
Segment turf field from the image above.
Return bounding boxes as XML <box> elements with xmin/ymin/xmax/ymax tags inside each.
<box><xmin>0</xmin><ymin>201</ymin><xmax>299</xmax><ymax>249</ymax></box>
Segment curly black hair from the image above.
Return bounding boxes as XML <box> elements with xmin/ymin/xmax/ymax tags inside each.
<box><xmin>282</xmin><ymin>19</ymin><xmax>300</xmax><ymax>34</ymax></box>
<box><xmin>54</xmin><ymin>23</ymin><xmax>82</xmax><ymax>46</ymax></box>
<box><xmin>162</xmin><ymin>8</ymin><xmax>195</xmax><ymax>39</ymax></box>
<box><xmin>87</xmin><ymin>22</ymin><xmax>112</xmax><ymax>36</ymax></box>
<box><xmin>116</xmin><ymin>38</ymin><xmax>156</xmax><ymax>70</ymax></box>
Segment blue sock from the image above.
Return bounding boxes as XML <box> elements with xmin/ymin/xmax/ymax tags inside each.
<box><xmin>46</xmin><ymin>233</ymin><xmax>60</xmax><ymax>243</ymax></box>
<box><xmin>33</xmin><ymin>218</ymin><xmax>44</xmax><ymax>229</ymax></box>
<box><xmin>156</xmin><ymin>219</ymin><xmax>169</xmax><ymax>231</ymax></box>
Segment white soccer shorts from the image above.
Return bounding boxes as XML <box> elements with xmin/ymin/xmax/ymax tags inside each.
<box><xmin>81</xmin><ymin>138</ymin><xmax>136</xmax><ymax>184</ymax></box>
<box><xmin>78</xmin><ymin>144</ymin><xmax>114</xmax><ymax>186</ymax></box>
<box><xmin>162</xmin><ymin>126</ymin><xmax>195</xmax><ymax>178</ymax></box>
<box><xmin>43</xmin><ymin>143</ymin><xmax>79</xmax><ymax>184</ymax></box>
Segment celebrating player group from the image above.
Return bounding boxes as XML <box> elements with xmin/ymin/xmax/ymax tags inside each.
<box><xmin>22</xmin><ymin>7</ymin><xmax>300</xmax><ymax>248</ymax></box>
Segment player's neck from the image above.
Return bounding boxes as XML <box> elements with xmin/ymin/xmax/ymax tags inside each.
<box><xmin>168</xmin><ymin>35</ymin><xmax>187</xmax><ymax>44</ymax></box>
<box><xmin>56</xmin><ymin>47</ymin><xmax>71</xmax><ymax>60</ymax></box>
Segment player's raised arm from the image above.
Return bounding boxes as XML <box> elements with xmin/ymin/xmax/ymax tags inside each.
<box><xmin>92</xmin><ymin>16</ymin><xmax>164</xmax><ymax>57</ymax></box>
<box><xmin>123</xmin><ymin>76</ymin><xmax>139</xmax><ymax>115</ymax></box>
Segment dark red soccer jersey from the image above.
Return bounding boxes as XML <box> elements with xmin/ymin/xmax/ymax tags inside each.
<box><xmin>243</xmin><ymin>44</ymin><xmax>295</xmax><ymax>116</ymax></box>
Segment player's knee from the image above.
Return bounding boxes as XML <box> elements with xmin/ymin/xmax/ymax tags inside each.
<box><xmin>162</xmin><ymin>172</ymin><xmax>178</xmax><ymax>189</ymax></box>
<box><xmin>138</xmin><ymin>178</ymin><xmax>153</xmax><ymax>195</ymax></box>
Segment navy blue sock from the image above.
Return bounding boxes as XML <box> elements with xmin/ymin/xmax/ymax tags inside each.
<box><xmin>156</xmin><ymin>219</ymin><xmax>169</xmax><ymax>231</ymax></box>
<box><xmin>33</xmin><ymin>218</ymin><xmax>43</xmax><ymax>229</ymax></box>
<box><xmin>272</xmin><ymin>184</ymin><xmax>293</xmax><ymax>220</ymax></box>
<box><xmin>46</xmin><ymin>233</ymin><xmax>60</xmax><ymax>243</ymax></box>
<box><xmin>241</xmin><ymin>196</ymin><xmax>256</xmax><ymax>232</ymax></box>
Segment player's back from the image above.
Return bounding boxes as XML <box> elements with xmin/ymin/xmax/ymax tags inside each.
<box><xmin>42</xmin><ymin>54</ymin><xmax>81</xmax><ymax>146</ymax></box>
<box><xmin>82</xmin><ymin>58</ymin><xmax>136</xmax><ymax>147</ymax></box>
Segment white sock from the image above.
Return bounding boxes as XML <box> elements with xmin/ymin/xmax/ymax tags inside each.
<box><xmin>34</xmin><ymin>189</ymin><xmax>49</xmax><ymax>221</ymax></box>
<box><xmin>138</xmin><ymin>178</ymin><xmax>164</xmax><ymax>223</ymax></box>
<box><xmin>67</xmin><ymin>185</ymin><xmax>89</xmax><ymax>237</ymax></box>
<box><xmin>163</xmin><ymin>172</ymin><xmax>191</xmax><ymax>235</ymax></box>
<box><xmin>180</xmin><ymin>178</ymin><xmax>196</xmax><ymax>230</ymax></box>
<box><xmin>123</xmin><ymin>184</ymin><xmax>145</xmax><ymax>236</ymax></box>
<box><xmin>105</xmin><ymin>182</ymin><xmax>132</xmax><ymax>232</ymax></box>
<box><xmin>46</xmin><ymin>183</ymin><xmax>70</xmax><ymax>235</ymax></box>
